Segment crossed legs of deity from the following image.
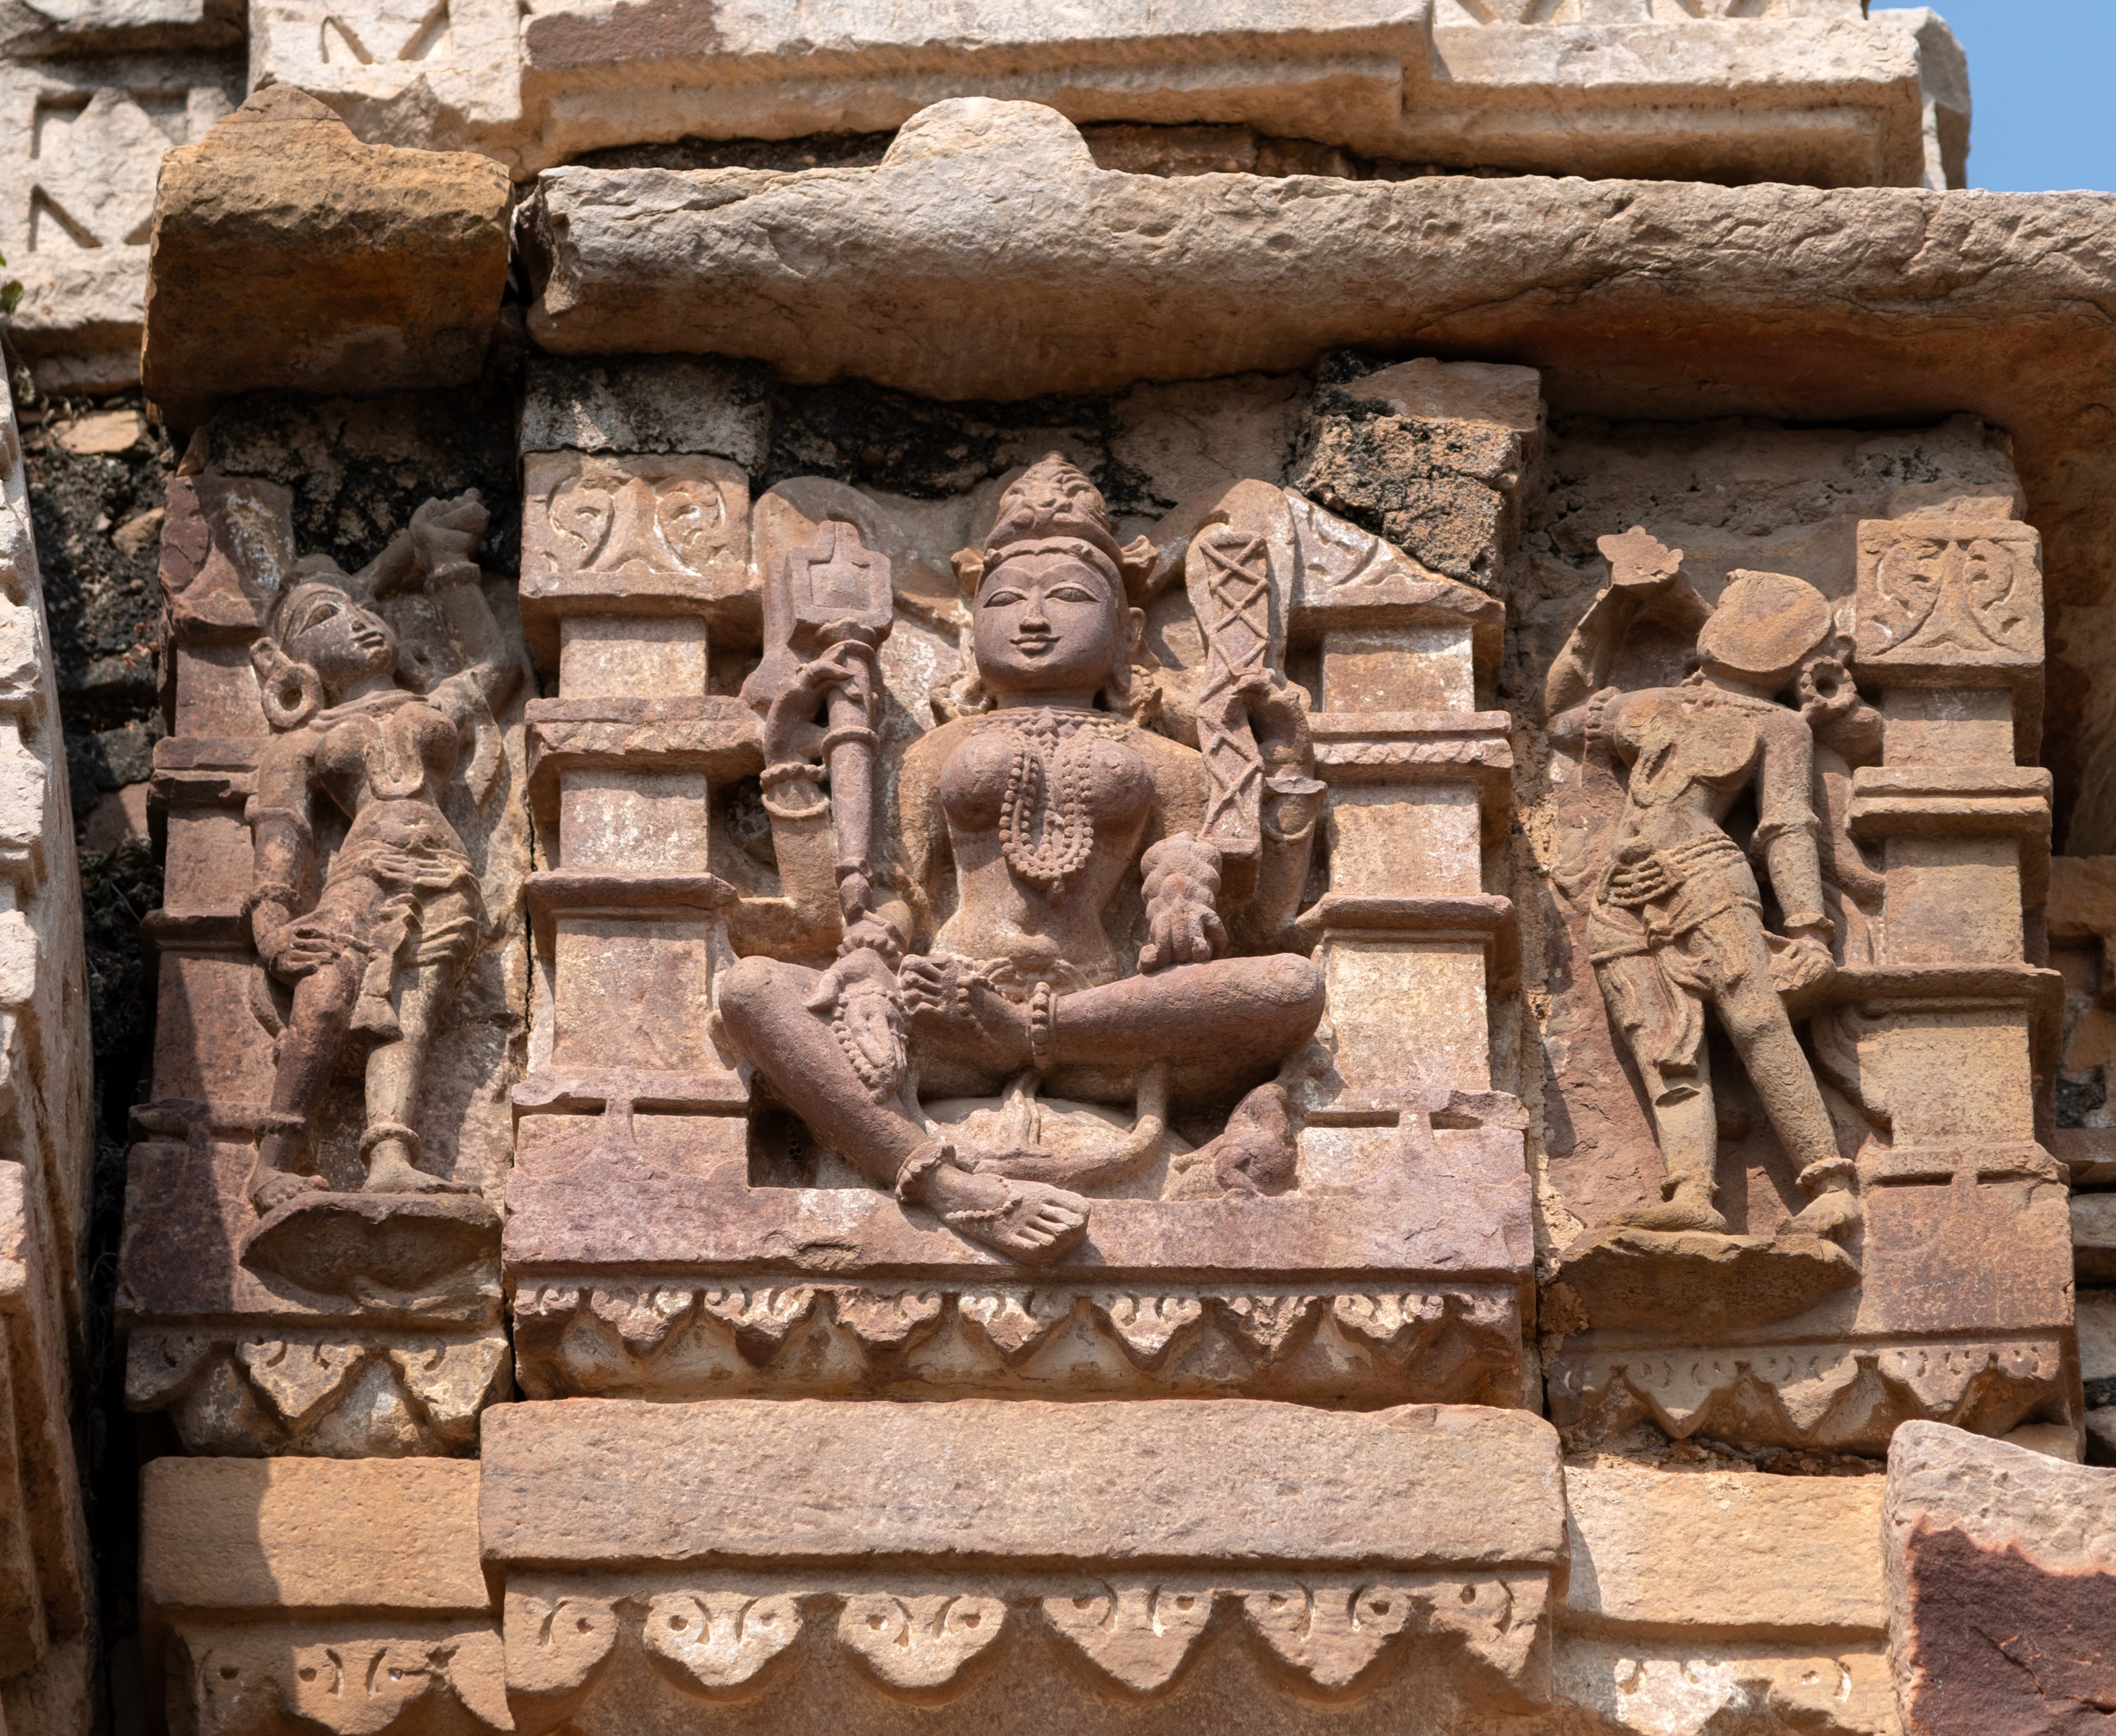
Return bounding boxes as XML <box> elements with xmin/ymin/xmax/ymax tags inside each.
<box><xmin>715</xmin><ymin>952</ymin><xmax>1327</xmax><ymax>1262</ymax></box>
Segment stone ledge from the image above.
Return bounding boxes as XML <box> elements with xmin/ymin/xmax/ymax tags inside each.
<box><xmin>513</xmin><ymin>101</ymin><xmax>2116</xmax><ymax>857</ymax></box>
<box><xmin>257</xmin><ymin>0</ymin><xmax>1959</xmax><ymax>188</ymax></box>
<box><xmin>142</xmin><ymin>83</ymin><xmax>513</xmax><ymax>424</ymax></box>
<box><xmin>479</xmin><ymin>1397</ymin><xmax>1566</xmax><ymax>1570</ymax></box>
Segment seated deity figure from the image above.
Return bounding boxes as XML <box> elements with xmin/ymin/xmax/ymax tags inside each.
<box><xmin>1545</xmin><ymin>528</ymin><xmax>1860</xmax><ymax>1243</ymax></box>
<box><xmin>241</xmin><ymin>492</ymin><xmax>521</xmax><ymax>1213</ymax></box>
<box><xmin>716</xmin><ymin>457</ymin><xmax>1328</xmax><ymax>1263</ymax></box>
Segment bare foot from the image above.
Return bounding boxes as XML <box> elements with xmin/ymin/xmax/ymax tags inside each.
<box><xmin>365</xmin><ymin>1151</ymin><xmax>466</xmax><ymax>1195</ymax></box>
<box><xmin>923</xmin><ymin>1164</ymin><xmax>1087</xmax><ymax>1263</ymax></box>
<box><xmin>1614</xmin><ymin>1182</ymin><xmax>1729</xmax><ymax>1234</ymax></box>
<box><xmin>1782</xmin><ymin>1187</ymin><xmax>1861</xmax><ymax>1243</ymax></box>
<box><xmin>251</xmin><ymin>1170</ymin><xmax>328</xmax><ymax>1214</ymax></box>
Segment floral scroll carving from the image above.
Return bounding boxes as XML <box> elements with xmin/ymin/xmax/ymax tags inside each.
<box><xmin>1855</xmin><ymin>516</ymin><xmax>2041</xmax><ymax>675</ymax></box>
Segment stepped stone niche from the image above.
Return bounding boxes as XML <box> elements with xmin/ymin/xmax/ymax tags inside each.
<box><xmin>7</xmin><ymin>1</ymin><xmax>2116</xmax><ymax>1731</ymax></box>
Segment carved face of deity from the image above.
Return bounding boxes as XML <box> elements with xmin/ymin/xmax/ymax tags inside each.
<box><xmin>972</xmin><ymin>550</ymin><xmax>1139</xmax><ymax>704</ymax></box>
<box><xmin>278</xmin><ymin>580</ymin><xmax>398</xmax><ymax>698</ymax></box>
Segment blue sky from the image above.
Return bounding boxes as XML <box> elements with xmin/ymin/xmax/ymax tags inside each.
<box><xmin>1881</xmin><ymin>1</ymin><xmax>2116</xmax><ymax>190</ymax></box>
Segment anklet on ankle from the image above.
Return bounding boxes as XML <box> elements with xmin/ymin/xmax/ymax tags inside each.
<box><xmin>894</xmin><ymin>1139</ymin><xmax>952</xmax><ymax>1202</ymax></box>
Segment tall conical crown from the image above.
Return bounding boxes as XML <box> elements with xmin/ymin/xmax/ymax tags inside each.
<box><xmin>981</xmin><ymin>453</ymin><xmax>1125</xmax><ymax>570</ymax></box>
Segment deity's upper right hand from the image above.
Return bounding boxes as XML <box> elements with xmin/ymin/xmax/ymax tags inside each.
<box><xmin>762</xmin><ymin>642</ymin><xmax>878</xmax><ymax>765</ymax></box>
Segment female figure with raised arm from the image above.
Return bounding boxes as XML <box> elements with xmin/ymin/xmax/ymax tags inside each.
<box><xmin>242</xmin><ymin>491</ymin><xmax>522</xmax><ymax>1213</ymax></box>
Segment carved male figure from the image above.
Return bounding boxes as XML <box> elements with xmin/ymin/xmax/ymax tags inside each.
<box><xmin>716</xmin><ymin>458</ymin><xmax>1327</xmax><ymax>1263</ymax></box>
<box><xmin>243</xmin><ymin>492</ymin><xmax>521</xmax><ymax>1211</ymax></box>
<box><xmin>1546</xmin><ymin>529</ymin><xmax>1858</xmax><ymax>1240</ymax></box>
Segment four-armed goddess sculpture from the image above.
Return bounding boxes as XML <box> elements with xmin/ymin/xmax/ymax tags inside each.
<box><xmin>242</xmin><ymin>491</ymin><xmax>522</xmax><ymax>1213</ymax></box>
<box><xmin>716</xmin><ymin>457</ymin><xmax>1328</xmax><ymax>1262</ymax></box>
<box><xmin>1545</xmin><ymin>528</ymin><xmax>1861</xmax><ymax>1245</ymax></box>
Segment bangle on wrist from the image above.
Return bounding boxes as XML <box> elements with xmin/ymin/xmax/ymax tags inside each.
<box><xmin>243</xmin><ymin>881</ymin><xmax>298</xmax><ymax>920</ymax></box>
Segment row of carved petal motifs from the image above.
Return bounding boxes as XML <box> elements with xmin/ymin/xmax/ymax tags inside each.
<box><xmin>508</xmin><ymin>1575</ymin><xmax>1549</xmax><ymax>1714</ymax></box>
<box><xmin>514</xmin><ymin>1281</ymin><xmax>1518</xmax><ymax>1378</ymax></box>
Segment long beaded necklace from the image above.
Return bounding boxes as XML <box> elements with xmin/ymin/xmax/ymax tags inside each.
<box><xmin>992</xmin><ymin>708</ymin><xmax>1125</xmax><ymax>903</ymax></box>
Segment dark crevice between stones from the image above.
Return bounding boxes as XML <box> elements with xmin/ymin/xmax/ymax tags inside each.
<box><xmin>22</xmin><ymin>386</ymin><xmax>175</xmax><ymax>1732</ymax></box>
<box><xmin>760</xmin><ymin>375</ymin><xmax>1157</xmax><ymax>519</ymax></box>
<box><xmin>568</xmin><ymin>122</ymin><xmax>1537</xmax><ymax>185</ymax></box>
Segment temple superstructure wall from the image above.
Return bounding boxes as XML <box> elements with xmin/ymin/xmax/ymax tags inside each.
<box><xmin>15</xmin><ymin>8</ymin><xmax>2116</xmax><ymax>1734</ymax></box>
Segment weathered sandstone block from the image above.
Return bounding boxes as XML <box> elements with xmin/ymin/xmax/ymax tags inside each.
<box><xmin>142</xmin><ymin>82</ymin><xmax>511</xmax><ymax>423</ymax></box>
<box><xmin>0</xmin><ymin>54</ymin><xmax>239</xmax><ymax>392</ymax></box>
<box><xmin>479</xmin><ymin>1398</ymin><xmax>1565</xmax><ymax>1727</ymax></box>
<box><xmin>256</xmin><ymin>0</ymin><xmax>1961</xmax><ymax>188</ymax></box>
<box><xmin>1884</xmin><ymin>1421</ymin><xmax>2116</xmax><ymax>1734</ymax></box>
<box><xmin>1560</xmin><ymin>1465</ymin><xmax>1896</xmax><ymax>1736</ymax></box>
<box><xmin>142</xmin><ymin>1456</ymin><xmax>504</xmax><ymax>1734</ymax></box>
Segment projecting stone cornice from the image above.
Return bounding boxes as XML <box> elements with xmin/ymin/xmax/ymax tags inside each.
<box><xmin>518</xmin><ymin>97</ymin><xmax>2116</xmax><ymax>842</ymax></box>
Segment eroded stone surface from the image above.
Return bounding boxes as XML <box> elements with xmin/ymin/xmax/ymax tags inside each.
<box><xmin>0</xmin><ymin>55</ymin><xmax>239</xmax><ymax>391</ymax></box>
<box><xmin>1885</xmin><ymin>1421</ymin><xmax>2116</xmax><ymax>1734</ymax></box>
<box><xmin>0</xmin><ymin>363</ymin><xmax>95</xmax><ymax>1707</ymax></box>
<box><xmin>141</xmin><ymin>1456</ymin><xmax>504</xmax><ymax>1736</ymax></box>
<box><xmin>257</xmin><ymin>0</ymin><xmax>1959</xmax><ymax>188</ymax></box>
<box><xmin>516</xmin><ymin>105</ymin><xmax>2116</xmax><ymax>853</ymax></box>
<box><xmin>481</xmin><ymin>1398</ymin><xmax>1565</xmax><ymax>1568</ymax></box>
<box><xmin>480</xmin><ymin>1398</ymin><xmax>1563</xmax><ymax>1725</ymax></box>
<box><xmin>143</xmin><ymin>84</ymin><xmax>511</xmax><ymax>423</ymax></box>
<box><xmin>1566</xmin><ymin>1465</ymin><xmax>1885</xmax><ymax>1637</ymax></box>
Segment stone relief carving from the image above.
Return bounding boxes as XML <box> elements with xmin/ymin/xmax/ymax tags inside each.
<box><xmin>715</xmin><ymin>457</ymin><xmax>1329</xmax><ymax>1263</ymax></box>
<box><xmin>495</xmin><ymin>1572</ymin><xmax>1553</xmax><ymax>1725</ymax></box>
<box><xmin>508</xmin><ymin>1279</ymin><xmax>1521</xmax><ymax>1407</ymax></box>
<box><xmin>1542</xmin><ymin>530</ymin><xmax>1873</xmax><ymax>1330</ymax></box>
<box><xmin>166</xmin><ymin>1623</ymin><xmax>510</xmax><ymax>1736</ymax></box>
<box><xmin>502</xmin><ymin>393</ymin><xmax>1532</xmax><ymax>1410</ymax></box>
<box><xmin>1548</xmin><ymin>1336</ymin><xmax>2067</xmax><ymax>1458</ymax></box>
<box><xmin>1855</xmin><ymin>516</ymin><xmax>2042</xmax><ymax>679</ymax></box>
<box><xmin>241</xmin><ymin>490</ymin><xmax>520</xmax><ymax>1213</ymax></box>
<box><xmin>122</xmin><ymin>463</ymin><xmax>533</xmax><ymax>1458</ymax></box>
<box><xmin>125</xmin><ymin>1325</ymin><xmax>509</xmax><ymax>1455</ymax></box>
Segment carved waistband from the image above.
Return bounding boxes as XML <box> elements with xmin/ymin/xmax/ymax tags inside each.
<box><xmin>1599</xmin><ymin>832</ymin><xmax>1745</xmax><ymax>909</ymax></box>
